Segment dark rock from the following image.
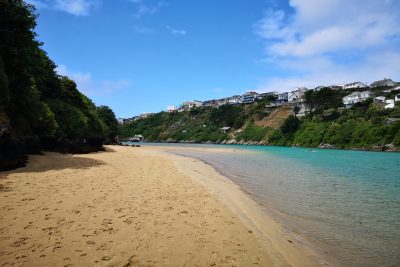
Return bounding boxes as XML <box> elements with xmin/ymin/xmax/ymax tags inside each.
<box><xmin>370</xmin><ymin>145</ymin><xmax>384</xmax><ymax>152</ymax></box>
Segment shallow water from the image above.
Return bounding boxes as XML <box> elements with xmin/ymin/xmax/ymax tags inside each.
<box><xmin>128</xmin><ymin>142</ymin><xmax>400</xmax><ymax>266</ymax></box>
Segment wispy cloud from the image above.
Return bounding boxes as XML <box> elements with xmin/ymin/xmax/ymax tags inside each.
<box><xmin>129</xmin><ymin>0</ymin><xmax>165</xmax><ymax>19</ymax></box>
<box><xmin>166</xmin><ymin>25</ymin><xmax>186</xmax><ymax>35</ymax></box>
<box><xmin>133</xmin><ymin>25</ymin><xmax>155</xmax><ymax>34</ymax></box>
<box><xmin>26</xmin><ymin>0</ymin><xmax>100</xmax><ymax>16</ymax></box>
<box><xmin>254</xmin><ymin>0</ymin><xmax>400</xmax><ymax>91</ymax></box>
<box><xmin>56</xmin><ymin>65</ymin><xmax>131</xmax><ymax>95</ymax></box>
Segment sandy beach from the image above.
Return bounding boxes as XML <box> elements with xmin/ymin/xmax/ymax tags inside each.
<box><xmin>0</xmin><ymin>145</ymin><xmax>323</xmax><ymax>266</ymax></box>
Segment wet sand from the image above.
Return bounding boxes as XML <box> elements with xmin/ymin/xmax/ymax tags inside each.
<box><xmin>0</xmin><ymin>145</ymin><xmax>322</xmax><ymax>266</ymax></box>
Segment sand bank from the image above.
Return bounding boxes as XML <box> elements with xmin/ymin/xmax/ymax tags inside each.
<box><xmin>0</xmin><ymin>145</ymin><xmax>322</xmax><ymax>266</ymax></box>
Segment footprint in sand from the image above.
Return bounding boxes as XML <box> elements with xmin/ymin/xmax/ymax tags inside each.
<box><xmin>53</xmin><ymin>242</ymin><xmax>62</xmax><ymax>252</ymax></box>
<box><xmin>23</xmin><ymin>222</ymin><xmax>34</xmax><ymax>230</ymax></box>
<box><xmin>123</xmin><ymin>219</ymin><xmax>133</xmax><ymax>225</ymax></box>
<box><xmin>101</xmin><ymin>255</ymin><xmax>112</xmax><ymax>261</ymax></box>
<box><xmin>10</xmin><ymin>237</ymin><xmax>29</xmax><ymax>248</ymax></box>
<box><xmin>97</xmin><ymin>243</ymin><xmax>112</xmax><ymax>251</ymax></box>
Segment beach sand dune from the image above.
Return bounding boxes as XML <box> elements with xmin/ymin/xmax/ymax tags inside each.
<box><xmin>0</xmin><ymin>146</ymin><xmax>280</xmax><ymax>266</ymax></box>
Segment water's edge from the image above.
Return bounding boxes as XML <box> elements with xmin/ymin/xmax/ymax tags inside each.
<box><xmin>134</xmin><ymin>142</ymin><xmax>400</xmax><ymax>267</ymax></box>
<box><xmin>161</xmin><ymin>149</ymin><xmax>334</xmax><ymax>267</ymax></box>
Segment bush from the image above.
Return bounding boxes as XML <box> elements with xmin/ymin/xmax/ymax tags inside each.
<box><xmin>236</xmin><ymin>122</ymin><xmax>270</xmax><ymax>142</ymax></box>
<box><xmin>280</xmin><ymin>115</ymin><xmax>300</xmax><ymax>134</ymax></box>
<box><xmin>293</xmin><ymin>121</ymin><xmax>327</xmax><ymax>147</ymax></box>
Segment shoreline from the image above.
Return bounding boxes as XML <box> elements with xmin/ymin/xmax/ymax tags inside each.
<box><xmin>149</xmin><ymin>146</ymin><xmax>338</xmax><ymax>266</ymax></box>
<box><xmin>121</xmin><ymin>140</ymin><xmax>400</xmax><ymax>153</ymax></box>
<box><xmin>0</xmin><ymin>145</ymin><xmax>327</xmax><ymax>266</ymax></box>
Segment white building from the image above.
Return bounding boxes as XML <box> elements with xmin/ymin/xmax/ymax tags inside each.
<box><xmin>181</xmin><ymin>100</ymin><xmax>203</xmax><ymax>110</ymax></box>
<box><xmin>167</xmin><ymin>105</ymin><xmax>177</xmax><ymax>112</ymax></box>
<box><xmin>139</xmin><ymin>112</ymin><xmax>153</xmax><ymax>119</ymax></box>
<box><xmin>385</xmin><ymin>99</ymin><xmax>395</xmax><ymax>109</ymax></box>
<box><xmin>228</xmin><ymin>95</ymin><xmax>242</xmax><ymax>104</ymax></box>
<box><xmin>192</xmin><ymin>100</ymin><xmax>204</xmax><ymax>107</ymax></box>
<box><xmin>242</xmin><ymin>91</ymin><xmax>258</xmax><ymax>104</ymax></box>
<box><xmin>343</xmin><ymin>91</ymin><xmax>374</xmax><ymax>108</ymax></box>
<box><xmin>288</xmin><ymin>87</ymin><xmax>307</xmax><ymax>102</ymax></box>
<box><xmin>343</xmin><ymin>82</ymin><xmax>367</xmax><ymax>89</ymax></box>
<box><xmin>221</xmin><ymin>127</ymin><xmax>231</xmax><ymax>133</ymax></box>
<box><xmin>370</xmin><ymin>78</ymin><xmax>395</xmax><ymax>88</ymax></box>
<box><xmin>395</xmin><ymin>93</ymin><xmax>400</xmax><ymax>102</ymax></box>
<box><xmin>374</xmin><ymin>96</ymin><xmax>386</xmax><ymax>103</ymax></box>
<box><xmin>384</xmin><ymin>94</ymin><xmax>400</xmax><ymax>109</ymax></box>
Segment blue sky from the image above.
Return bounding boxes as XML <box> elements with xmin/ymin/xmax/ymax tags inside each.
<box><xmin>28</xmin><ymin>0</ymin><xmax>400</xmax><ymax>118</ymax></box>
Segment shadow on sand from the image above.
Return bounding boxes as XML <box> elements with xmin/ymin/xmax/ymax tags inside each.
<box><xmin>0</xmin><ymin>152</ymin><xmax>107</xmax><ymax>175</ymax></box>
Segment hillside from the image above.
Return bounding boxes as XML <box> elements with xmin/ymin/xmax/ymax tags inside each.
<box><xmin>0</xmin><ymin>1</ymin><xmax>119</xmax><ymax>170</ymax></box>
<box><xmin>120</xmin><ymin>87</ymin><xmax>400</xmax><ymax>151</ymax></box>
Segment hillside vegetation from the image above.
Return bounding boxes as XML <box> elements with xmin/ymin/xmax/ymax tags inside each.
<box><xmin>120</xmin><ymin>87</ymin><xmax>400</xmax><ymax>151</ymax></box>
<box><xmin>0</xmin><ymin>1</ymin><xmax>119</xmax><ymax>170</ymax></box>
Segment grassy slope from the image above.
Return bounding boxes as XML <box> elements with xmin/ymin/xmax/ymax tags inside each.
<box><xmin>120</xmin><ymin>88</ymin><xmax>400</xmax><ymax>150</ymax></box>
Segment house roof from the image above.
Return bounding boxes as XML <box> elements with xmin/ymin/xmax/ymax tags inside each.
<box><xmin>344</xmin><ymin>90</ymin><xmax>373</xmax><ymax>98</ymax></box>
<box><xmin>370</xmin><ymin>78</ymin><xmax>395</xmax><ymax>87</ymax></box>
<box><xmin>383</xmin><ymin>118</ymin><xmax>400</xmax><ymax>124</ymax></box>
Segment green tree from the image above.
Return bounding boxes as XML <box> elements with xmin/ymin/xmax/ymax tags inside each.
<box><xmin>97</xmin><ymin>105</ymin><xmax>119</xmax><ymax>140</ymax></box>
<box><xmin>280</xmin><ymin>115</ymin><xmax>300</xmax><ymax>135</ymax></box>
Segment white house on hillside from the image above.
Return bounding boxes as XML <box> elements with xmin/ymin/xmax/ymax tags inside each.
<box><xmin>228</xmin><ymin>95</ymin><xmax>242</xmax><ymax>104</ymax></box>
<box><xmin>242</xmin><ymin>91</ymin><xmax>258</xmax><ymax>104</ymax></box>
<box><xmin>343</xmin><ymin>91</ymin><xmax>374</xmax><ymax>108</ymax></box>
<box><xmin>288</xmin><ymin>87</ymin><xmax>307</xmax><ymax>102</ymax></box>
<box><xmin>370</xmin><ymin>78</ymin><xmax>395</xmax><ymax>87</ymax></box>
<box><xmin>374</xmin><ymin>96</ymin><xmax>386</xmax><ymax>103</ymax></box>
<box><xmin>385</xmin><ymin>99</ymin><xmax>395</xmax><ymax>109</ymax></box>
<box><xmin>192</xmin><ymin>100</ymin><xmax>203</xmax><ymax>107</ymax></box>
<box><xmin>167</xmin><ymin>105</ymin><xmax>177</xmax><ymax>112</ymax></box>
<box><xmin>385</xmin><ymin>93</ymin><xmax>400</xmax><ymax>109</ymax></box>
<box><xmin>181</xmin><ymin>100</ymin><xmax>203</xmax><ymax>110</ymax></box>
<box><xmin>343</xmin><ymin>82</ymin><xmax>367</xmax><ymax>89</ymax></box>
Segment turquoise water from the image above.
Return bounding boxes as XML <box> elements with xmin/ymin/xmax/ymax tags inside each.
<box><xmin>128</xmin><ymin>142</ymin><xmax>400</xmax><ymax>266</ymax></box>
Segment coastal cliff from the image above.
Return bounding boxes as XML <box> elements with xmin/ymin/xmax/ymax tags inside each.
<box><xmin>120</xmin><ymin>88</ymin><xmax>400</xmax><ymax>151</ymax></box>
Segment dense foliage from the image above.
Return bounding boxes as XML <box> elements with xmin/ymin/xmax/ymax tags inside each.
<box><xmin>121</xmin><ymin>86</ymin><xmax>400</xmax><ymax>151</ymax></box>
<box><xmin>0</xmin><ymin>0</ymin><xmax>118</xmax><ymax>170</ymax></box>
<box><xmin>269</xmin><ymin>90</ymin><xmax>400</xmax><ymax>149</ymax></box>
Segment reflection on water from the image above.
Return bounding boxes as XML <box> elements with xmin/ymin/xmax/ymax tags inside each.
<box><xmin>164</xmin><ymin>145</ymin><xmax>400</xmax><ymax>267</ymax></box>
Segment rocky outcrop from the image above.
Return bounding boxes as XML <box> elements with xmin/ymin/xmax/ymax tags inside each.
<box><xmin>318</xmin><ymin>142</ymin><xmax>337</xmax><ymax>149</ymax></box>
<box><xmin>384</xmin><ymin>143</ymin><xmax>400</xmax><ymax>152</ymax></box>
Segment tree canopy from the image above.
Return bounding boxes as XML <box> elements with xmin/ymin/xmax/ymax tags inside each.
<box><xmin>1</xmin><ymin>0</ymin><xmax>118</xmax><ymax>169</ymax></box>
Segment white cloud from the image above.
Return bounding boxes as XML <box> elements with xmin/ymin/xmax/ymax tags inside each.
<box><xmin>129</xmin><ymin>0</ymin><xmax>165</xmax><ymax>19</ymax></box>
<box><xmin>254</xmin><ymin>0</ymin><xmax>400</xmax><ymax>91</ymax></box>
<box><xmin>53</xmin><ymin>0</ymin><xmax>99</xmax><ymax>16</ymax></box>
<box><xmin>26</xmin><ymin>0</ymin><xmax>99</xmax><ymax>16</ymax></box>
<box><xmin>56</xmin><ymin>65</ymin><xmax>131</xmax><ymax>95</ymax></box>
<box><xmin>166</xmin><ymin>25</ymin><xmax>186</xmax><ymax>35</ymax></box>
<box><xmin>26</xmin><ymin>0</ymin><xmax>49</xmax><ymax>9</ymax></box>
<box><xmin>133</xmin><ymin>25</ymin><xmax>155</xmax><ymax>34</ymax></box>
